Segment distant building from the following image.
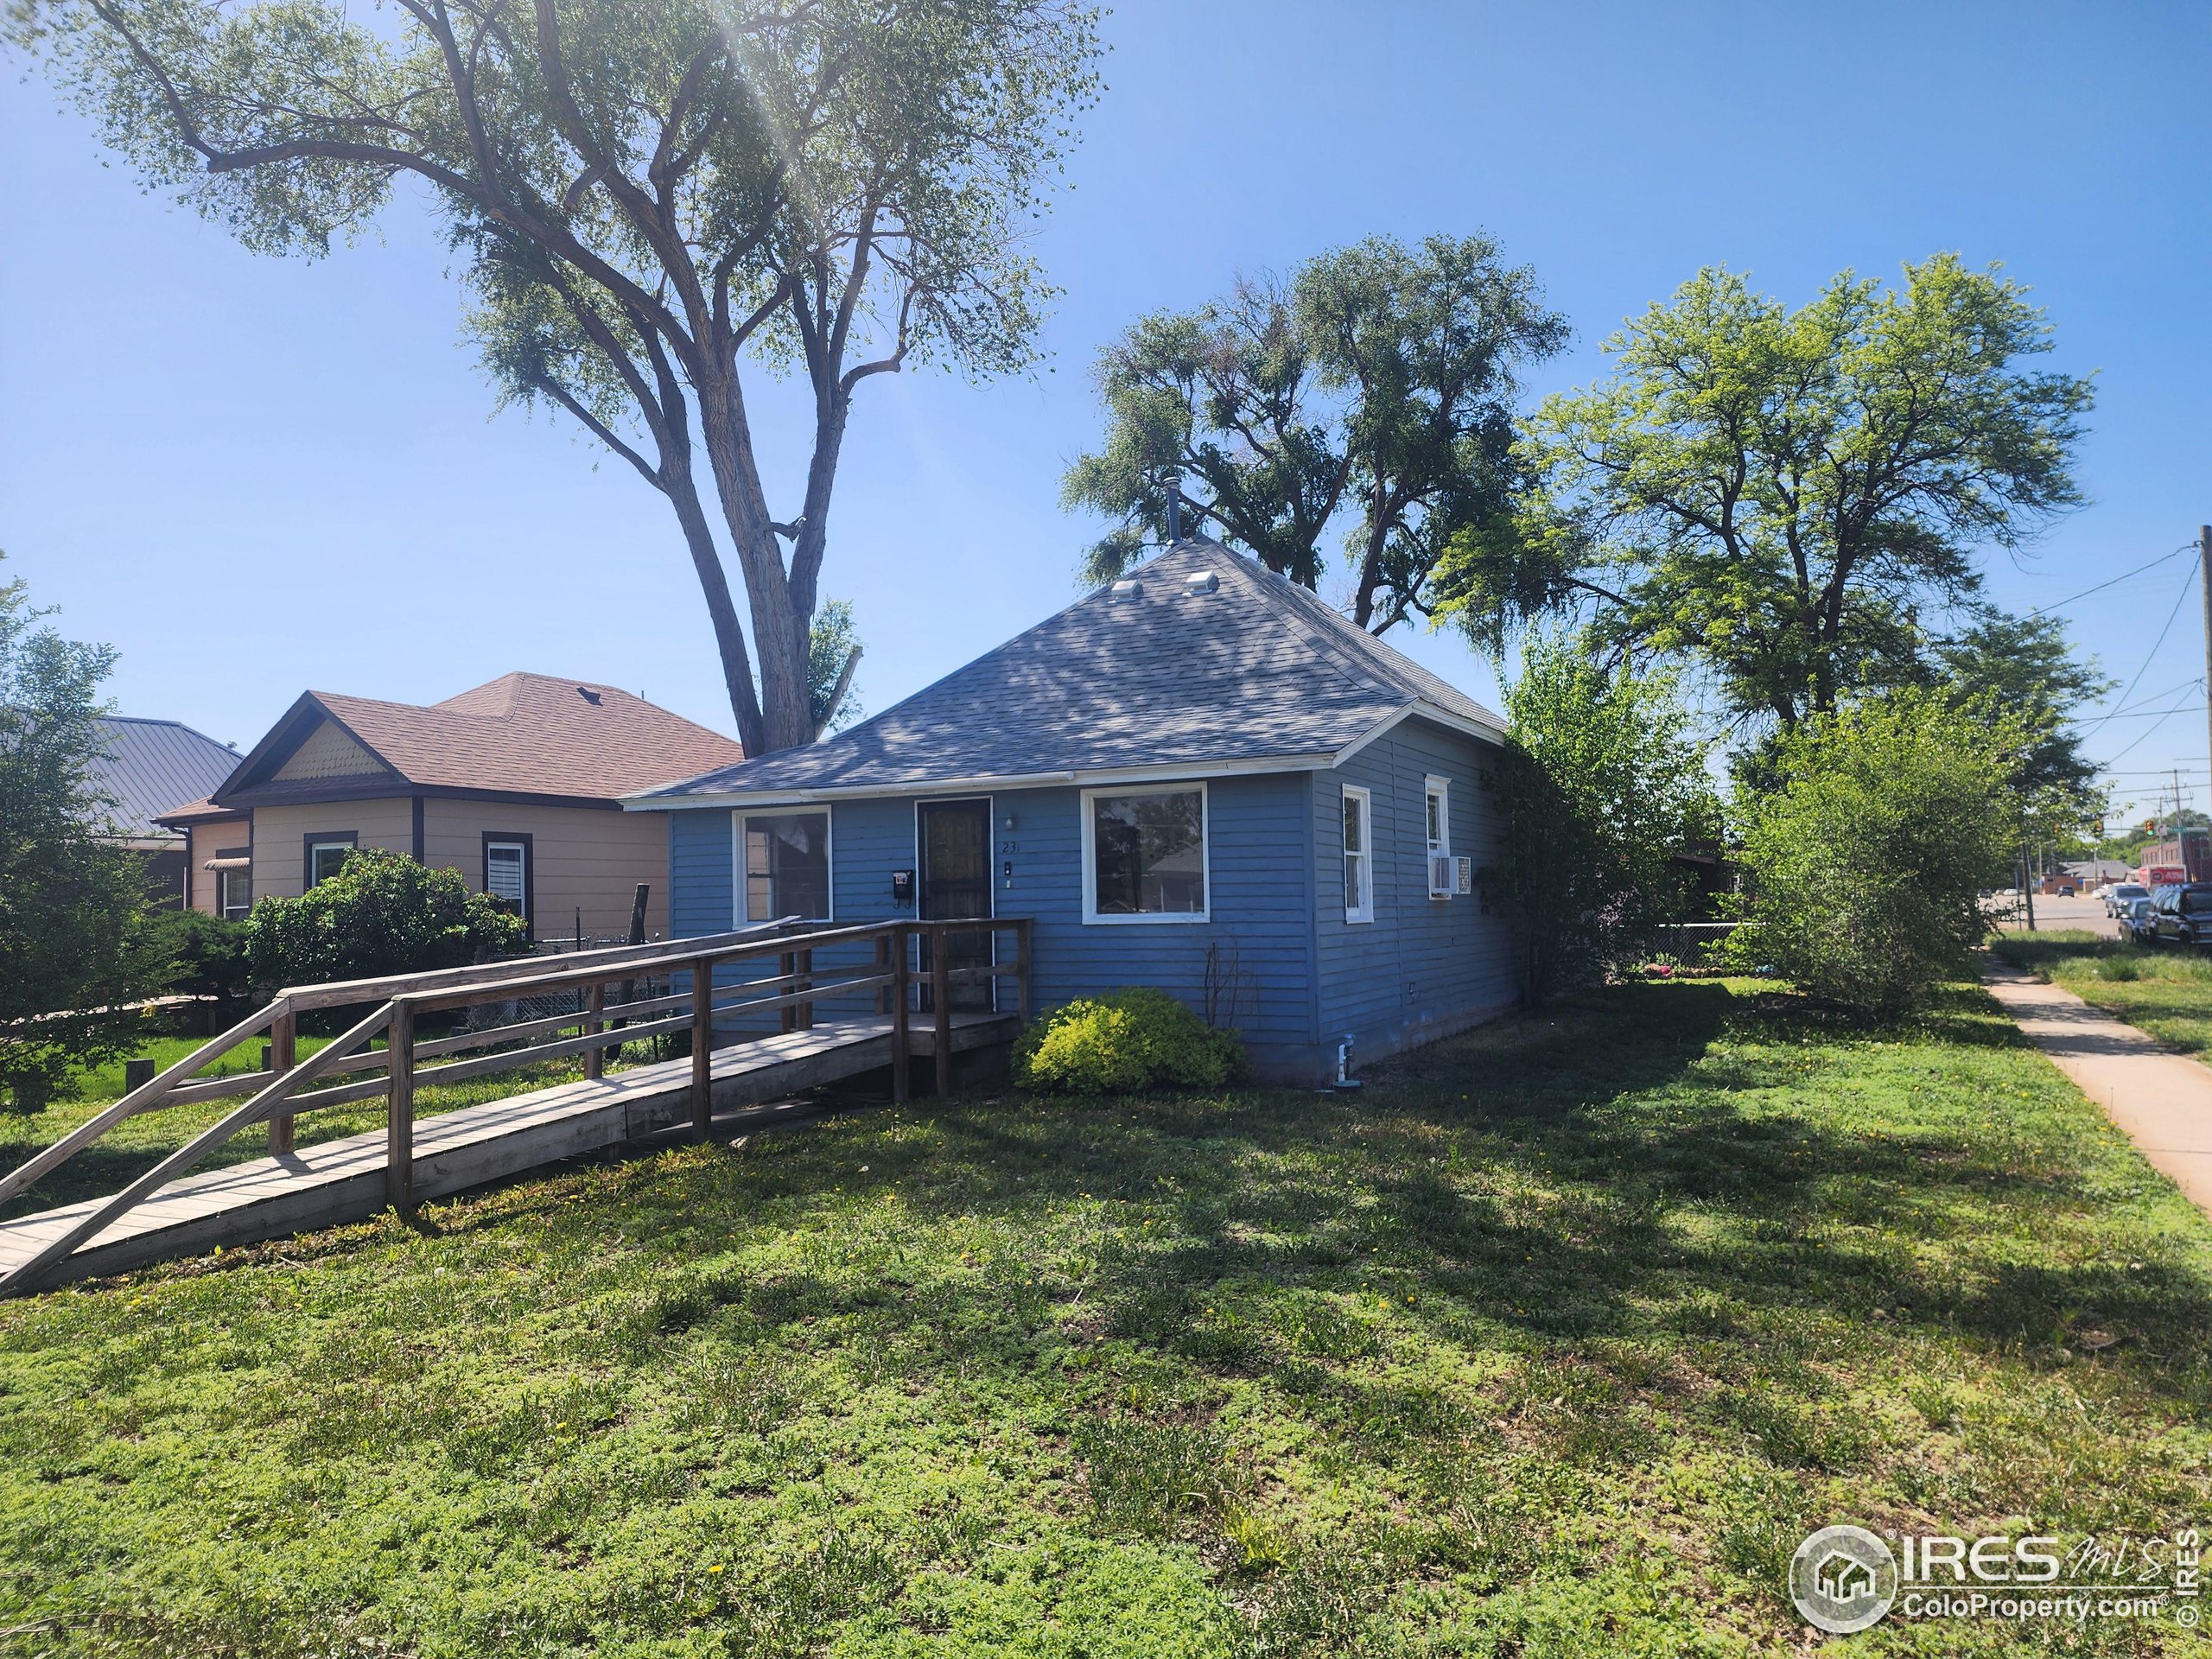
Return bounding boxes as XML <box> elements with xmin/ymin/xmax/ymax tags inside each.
<box><xmin>2062</xmin><ymin>858</ymin><xmax>2131</xmax><ymax>887</ymax></box>
<box><xmin>158</xmin><ymin>672</ymin><xmax>745</xmax><ymax>940</ymax></box>
<box><xmin>85</xmin><ymin>716</ymin><xmax>243</xmax><ymax>908</ymax></box>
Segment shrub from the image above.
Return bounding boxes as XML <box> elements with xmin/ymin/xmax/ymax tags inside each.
<box><xmin>1722</xmin><ymin>690</ymin><xmax>2021</xmax><ymax>1020</ymax></box>
<box><xmin>1013</xmin><ymin>987</ymin><xmax>1246</xmax><ymax>1095</ymax></box>
<box><xmin>143</xmin><ymin>907</ymin><xmax>251</xmax><ymax>1001</ymax></box>
<box><xmin>1488</xmin><ymin>634</ymin><xmax>1719</xmax><ymax>1004</ymax></box>
<box><xmin>241</xmin><ymin>848</ymin><xmax>530</xmax><ymax>990</ymax></box>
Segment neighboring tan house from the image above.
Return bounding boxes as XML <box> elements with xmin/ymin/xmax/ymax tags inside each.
<box><xmin>86</xmin><ymin>716</ymin><xmax>244</xmax><ymax>909</ymax></box>
<box><xmin>158</xmin><ymin>673</ymin><xmax>745</xmax><ymax>940</ymax></box>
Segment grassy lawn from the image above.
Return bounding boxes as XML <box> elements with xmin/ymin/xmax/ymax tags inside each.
<box><xmin>1990</xmin><ymin>930</ymin><xmax>2212</xmax><ymax>1057</ymax></box>
<box><xmin>1</xmin><ymin>978</ymin><xmax>2208</xmax><ymax>1656</ymax></box>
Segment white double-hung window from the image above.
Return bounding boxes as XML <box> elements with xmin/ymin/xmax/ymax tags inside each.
<box><xmin>1342</xmin><ymin>785</ymin><xmax>1373</xmax><ymax>924</ymax></box>
<box><xmin>1425</xmin><ymin>775</ymin><xmax>1452</xmax><ymax>899</ymax></box>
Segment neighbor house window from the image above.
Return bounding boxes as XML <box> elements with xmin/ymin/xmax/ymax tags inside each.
<box><xmin>1084</xmin><ymin>785</ymin><xmax>1208</xmax><ymax>922</ymax></box>
<box><xmin>305</xmin><ymin>832</ymin><xmax>356</xmax><ymax>889</ymax></box>
<box><xmin>1342</xmin><ymin>785</ymin><xmax>1373</xmax><ymax>924</ymax></box>
<box><xmin>484</xmin><ymin>837</ymin><xmax>531</xmax><ymax>924</ymax></box>
<box><xmin>1425</xmin><ymin>776</ymin><xmax>1451</xmax><ymax>899</ymax></box>
<box><xmin>216</xmin><ymin>855</ymin><xmax>251</xmax><ymax>921</ymax></box>
<box><xmin>739</xmin><ymin>811</ymin><xmax>831</xmax><ymax>921</ymax></box>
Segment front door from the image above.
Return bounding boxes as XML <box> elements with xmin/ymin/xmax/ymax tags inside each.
<box><xmin>918</xmin><ymin>798</ymin><xmax>993</xmax><ymax>1012</ymax></box>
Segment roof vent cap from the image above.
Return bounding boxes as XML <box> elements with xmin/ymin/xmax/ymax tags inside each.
<box><xmin>1183</xmin><ymin>570</ymin><xmax>1219</xmax><ymax>595</ymax></box>
<box><xmin>1109</xmin><ymin>579</ymin><xmax>1144</xmax><ymax>601</ymax></box>
<box><xmin>577</xmin><ymin>686</ymin><xmax>603</xmax><ymax>705</ymax></box>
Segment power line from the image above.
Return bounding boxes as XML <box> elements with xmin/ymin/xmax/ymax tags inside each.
<box><xmin>2078</xmin><ymin>555</ymin><xmax>2202</xmax><ymax>738</ymax></box>
<box><xmin>2026</xmin><ymin>543</ymin><xmax>2196</xmax><ymax>617</ymax></box>
<box><xmin>2099</xmin><ymin>672</ymin><xmax>2206</xmax><ymax>721</ymax></box>
<box><xmin>2075</xmin><ymin>701</ymin><xmax>2209</xmax><ymax>722</ymax></box>
<box><xmin>2099</xmin><ymin>703</ymin><xmax>2194</xmax><ymax>766</ymax></box>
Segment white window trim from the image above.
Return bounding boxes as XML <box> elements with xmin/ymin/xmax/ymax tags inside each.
<box><xmin>1425</xmin><ymin>774</ymin><xmax>1452</xmax><ymax>899</ymax></box>
<box><xmin>307</xmin><ymin>839</ymin><xmax>353</xmax><ymax>888</ymax></box>
<box><xmin>1342</xmin><ymin>784</ymin><xmax>1374</xmax><ymax>925</ymax></box>
<box><xmin>1080</xmin><ymin>781</ymin><xmax>1211</xmax><ymax>925</ymax></box>
<box><xmin>485</xmin><ymin>839</ymin><xmax>530</xmax><ymax>922</ymax></box>
<box><xmin>732</xmin><ymin>807</ymin><xmax>836</xmax><ymax>925</ymax></box>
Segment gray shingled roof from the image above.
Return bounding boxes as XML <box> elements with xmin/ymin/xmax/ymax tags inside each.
<box><xmin>642</xmin><ymin>541</ymin><xmax>1503</xmax><ymax>803</ymax></box>
<box><xmin>87</xmin><ymin>717</ymin><xmax>242</xmax><ymax>837</ymax></box>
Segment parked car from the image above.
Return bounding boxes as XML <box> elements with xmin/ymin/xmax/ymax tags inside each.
<box><xmin>2105</xmin><ymin>881</ymin><xmax>2148</xmax><ymax>917</ymax></box>
<box><xmin>2152</xmin><ymin>883</ymin><xmax>2212</xmax><ymax>948</ymax></box>
<box><xmin>2120</xmin><ymin>895</ymin><xmax>2158</xmax><ymax>945</ymax></box>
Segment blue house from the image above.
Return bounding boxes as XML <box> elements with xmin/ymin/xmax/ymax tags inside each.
<box><xmin>627</xmin><ymin>540</ymin><xmax>1517</xmax><ymax>1083</ymax></box>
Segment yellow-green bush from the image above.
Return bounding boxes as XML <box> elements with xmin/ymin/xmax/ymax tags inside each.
<box><xmin>1013</xmin><ymin>987</ymin><xmax>1246</xmax><ymax>1095</ymax></box>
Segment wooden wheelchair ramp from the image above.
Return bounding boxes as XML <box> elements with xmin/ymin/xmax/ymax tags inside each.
<box><xmin>0</xmin><ymin>1012</ymin><xmax>1013</xmax><ymax>1288</ymax></box>
<box><xmin>0</xmin><ymin>918</ymin><xmax>1029</xmax><ymax>1294</ymax></box>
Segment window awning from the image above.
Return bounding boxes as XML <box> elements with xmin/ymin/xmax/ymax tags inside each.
<box><xmin>202</xmin><ymin>855</ymin><xmax>251</xmax><ymax>871</ymax></box>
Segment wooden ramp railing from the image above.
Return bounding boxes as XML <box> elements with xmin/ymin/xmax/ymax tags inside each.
<box><xmin>0</xmin><ymin>917</ymin><xmax>1031</xmax><ymax>1296</ymax></box>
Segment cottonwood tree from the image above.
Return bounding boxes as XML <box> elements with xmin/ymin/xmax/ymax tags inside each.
<box><xmin>1436</xmin><ymin>255</ymin><xmax>2095</xmax><ymax>729</ymax></box>
<box><xmin>21</xmin><ymin>0</ymin><xmax>1101</xmax><ymax>753</ymax></box>
<box><xmin>1063</xmin><ymin>234</ymin><xmax>1567</xmax><ymax>632</ymax></box>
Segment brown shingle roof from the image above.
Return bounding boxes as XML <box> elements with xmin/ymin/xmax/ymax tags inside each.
<box><xmin>153</xmin><ymin>796</ymin><xmax>248</xmax><ymax>828</ymax></box>
<box><xmin>224</xmin><ymin>673</ymin><xmax>745</xmax><ymax>804</ymax></box>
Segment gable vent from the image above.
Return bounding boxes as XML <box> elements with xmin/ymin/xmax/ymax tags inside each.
<box><xmin>1110</xmin><ymin>580</ymin><xmax>1144</xmax><ymax>601</ymax></box>
<box><xmin>1183</xmin><ymin>570</ymin><xmax>1218</xmax><ymax>595</ymax></box>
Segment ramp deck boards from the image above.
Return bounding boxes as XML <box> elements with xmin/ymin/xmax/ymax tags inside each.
<box><xmin>0</xmin><ymin>1012</ymin><xmax>1015</xmax><ymax>1287</ymax></box>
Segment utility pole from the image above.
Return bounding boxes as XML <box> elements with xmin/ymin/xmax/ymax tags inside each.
<box><xmin>2202</xmin><ymin>524</ymin><xmax>2212</xmax><ymax>808</ymax></box>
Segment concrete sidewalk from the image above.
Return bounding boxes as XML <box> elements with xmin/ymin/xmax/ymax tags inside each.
<box><xmin>1981</xmin><ymin>959</ymin><xmax>2212</xmax><ymax>1216</ymax></box>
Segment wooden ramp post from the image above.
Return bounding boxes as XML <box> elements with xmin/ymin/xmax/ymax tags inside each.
<box><xmin>931</xmin><ymin>924</ymin><xmax>953</xmax><ymax>1097</ymax></box>
<box><xmin>891</xmin><ymin>925</ymin><xmax>910</xmax><ymax>1103</ymax></box>
<box><xmin>386</xmin><ymin>1001</ymin><xmax>415</xmax><ymax>1211</ymax></box>
<box><xmin>690</xmin><ymin>955</ymin><xmax>714</xmax><ymax>1138</ymax></box>
<box><xmin>268</xmin><ymin>1007</ymin><xmax>297</xmax><ymax>1155</ymax></box>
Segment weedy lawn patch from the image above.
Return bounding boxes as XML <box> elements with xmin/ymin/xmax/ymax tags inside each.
<box><xmin>0</xmin><ymin>978</ymin><xmax>2207</xmax><ymax>1656</ymax></box>
<box><xmin>1993</xmin><ymin>929</ymin><xmax>2212</xmax><ymax>1057</ymax></box>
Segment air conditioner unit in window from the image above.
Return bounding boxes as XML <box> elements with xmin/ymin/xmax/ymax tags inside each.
<box><xmin>1430</xmin><ymin>855</ymin><xmax>1474</xmax><ymax>897</ymax></box>
<box><xmin>1453</xmin><ymin>855</ymin><xmax>1473</xmax><ymax>895</ymax></box>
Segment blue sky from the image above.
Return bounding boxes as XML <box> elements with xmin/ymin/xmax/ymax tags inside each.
<box><xmin>3</xmin><ymin>2</ymin><xmax>2207</xmax><ymax>823</ymax></box>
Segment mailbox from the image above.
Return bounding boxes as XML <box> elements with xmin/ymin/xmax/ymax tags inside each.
<box><xmin>889</xmin><ymin>868</ymin><xmax>915</xmax><ymax>906</ymax></box>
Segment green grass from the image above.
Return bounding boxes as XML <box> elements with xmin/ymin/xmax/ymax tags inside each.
<box><xmin>2</xmin><ymin>979</ymin><xmax>2209</xmax><ymax>1656</ymax></box>
<box><xmin>1990</xmin><ymin>929</ymin><xmax>2212</xmax><ymax>1056</ymax></box>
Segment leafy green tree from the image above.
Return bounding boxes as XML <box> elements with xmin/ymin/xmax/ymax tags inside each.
<box><xmin>1063</xmin><ymin>234</ymin><xmax>1567</xmax><ymax>631</ymax></box>
<box><xmin>1437</xmin><ymin>256</ymin><xmax>2094</xmax><ymax>725</ymax></box>
<box><xmin>1927</xmin><ymin>611</ymin><xmax>2107</xmax><ymax>800</ymax></box>
<box><xmin>241</xmin><ymin>849</ymin><xmax>528</xmax><ymax>990</ymax></box>
<box><xmin>807</xmin><ymin>599</ymin><xmax>865</xmax><ymax>739</ymax></box>
<box><xmin>1723</xmin><ymin>690</ymin><xmax>2022</xmax><ymax>1020</ymax></box>
<box><xmin>0</xmin><ymin>558</ymin><xmax>171</xmax><ymax>1110</ymax></box>
<box><xmin>1485</xmin><ymin>634</ymin><xmax>1719</xmax><ymax>1004</ymax></box>
<box><xmin>22</xmin><ymin>0</ymin><xmax>1101</xmax><ymax>755</ymax></box>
